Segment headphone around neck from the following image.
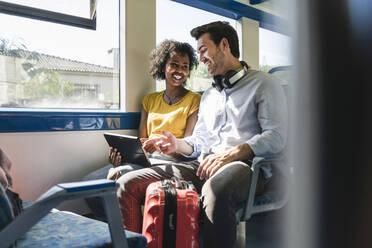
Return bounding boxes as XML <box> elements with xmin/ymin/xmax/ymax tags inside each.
<box><xmin>212</xmin><ymin>61</ymin><xmax>249</xmax><ymax>92</ymax></box>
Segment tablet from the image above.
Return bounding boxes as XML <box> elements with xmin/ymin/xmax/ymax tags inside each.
<box><xmin>103</xmin><ymin>133</ymin><xmax>151</xmax><ymax>167</ymax></box>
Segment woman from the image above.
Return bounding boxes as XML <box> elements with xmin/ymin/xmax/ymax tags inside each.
<box><xmin>108</xmin><ymin>39</ymin><xmax>200</xmax><ymax>171</ymax></box>
<box><xmin>83</xmin><ymin>40</ymin><xmax>200</xmax><ymax>221</ymax></box>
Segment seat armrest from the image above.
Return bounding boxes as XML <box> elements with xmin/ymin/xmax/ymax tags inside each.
<box><xmin>0</xmin><ymin>179</ymin><xmax>128</xmax><ymax>248</ymax></box>
<box><xmin>244</xmin><ymin>156</ymin><xmax>265</xmax><ymax>220</ymax></box>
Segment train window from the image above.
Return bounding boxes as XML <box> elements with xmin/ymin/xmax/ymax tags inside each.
<box><xmin>259</xmin><ymin>27</ymin><xmax>292</xmax><ymax>73</ymax></box>
<box><xmin>0</xmin><ymin>0</ymin><xmax>119</xmax><ymax>110</ymax></box>
<box><xmin>156</xmin><ymin>0</ymin><xmax>238</xmax><ymax>92</ymax></box>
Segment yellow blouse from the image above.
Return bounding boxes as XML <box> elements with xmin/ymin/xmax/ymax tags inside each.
<box><xmin>142</xmin><ymin>90</ymin><xmax>201</xmax><ymax>138</ymax></box>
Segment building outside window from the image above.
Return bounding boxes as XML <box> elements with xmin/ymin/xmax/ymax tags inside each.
<box><xmin>0</xmin><ymin>0</ymin><xmax>119</xmax><ymax>110</ymax></box>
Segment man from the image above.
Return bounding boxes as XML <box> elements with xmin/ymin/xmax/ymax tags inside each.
<box><xmin>113</xmin><ymin>21</ymin><xmax>287</xmax><ymax>248</ymax></box>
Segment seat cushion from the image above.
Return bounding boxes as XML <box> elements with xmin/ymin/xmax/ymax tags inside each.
<box><xmin>235</xmin><ymin>193</ymin><xmax>282</xmax><ymax>223</ymax></box>
<box><xmin>253</xmin><ymin>193</ymin><xmax>281</xmax><ymax>206</ymax></box>
<box><xmin>17</xmin><ymin>210</ymin><xmax>147</xmax><ymax>248</ymax></box>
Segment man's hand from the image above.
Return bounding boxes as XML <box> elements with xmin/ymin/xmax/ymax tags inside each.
<box><xmin>196</xmin><ymin>144</ymin><xmax>255</xmax><ymax>180</ymax></box>
<box><xmin>140</xmin><ymin>137</ymin><xmax>158</xmax><ymax>154</ymax></box>
<box><xmin>108</xmin><ymin>147</ymin><xmax>122</xmax><ymax>167</ymax></box>
<box><xmin>196</xmin><ymin>152</ymin><xmax>235</xmax><ymax>180</ymax></box>
<box><xmin>142</xmin><ymin>131</ymin><xmax>178</xmax><ymax>155</ymax></box>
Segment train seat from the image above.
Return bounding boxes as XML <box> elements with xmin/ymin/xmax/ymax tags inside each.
<box><xmin>0</xmin><ymin>179</ymin><xmax>147</xmax><ymax>248</ymax></box>
<box><xmin>233</xmin><ymin>66</ymin><xmax>292</xmax><ymax>248</ymax></box>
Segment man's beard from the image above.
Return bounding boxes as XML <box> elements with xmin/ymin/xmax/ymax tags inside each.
<box><xmin>209</xmin><ymin>48</ymin><xmax>225</xmax><ymax>76</ymax></box>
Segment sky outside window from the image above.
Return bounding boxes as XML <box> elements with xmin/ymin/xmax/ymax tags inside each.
<box><xmin>156</xmin><ymin>0</ymin><xmax>238</xmax><ymax>91</ymax></box>
<box><xmin>156</xmin><ymin>0</ymin><xmax>237</xmax><ymax>50</ymax></box>
<box><xmin>1</xmin><ymin>0</ymin><xmax>91</xmax><ymax>19</ymax></box>
<box><xmin>259</xmin><ymin>27</ymin><xmax>292</xmax><ymax>67</ymax></box>
<box><xmin>0</xmin><ymin>0</ymin><xmax>117</xmax><ymax>67</ymax></box>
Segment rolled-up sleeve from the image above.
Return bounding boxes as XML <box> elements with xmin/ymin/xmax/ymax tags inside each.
<box><xmin>182</xmin><ymin>136</ymin><xmax>201</xmax><ymax>158</ymax></box>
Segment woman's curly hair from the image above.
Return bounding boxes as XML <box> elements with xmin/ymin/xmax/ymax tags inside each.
<box><xmin>149</xmin><ymin>40</ymin><xmax>198</xmax><ymax>80</ymax></box>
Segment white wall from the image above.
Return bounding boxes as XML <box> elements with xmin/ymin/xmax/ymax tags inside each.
<box><xmin>238</xmin><ymin>17</ymin><xmax>259</xmax><ymax>70</ymax></box>
<box><xmin>0</xmin><ymin>130</ymin><xmax>135</xmax><ymax>201</ymax></box>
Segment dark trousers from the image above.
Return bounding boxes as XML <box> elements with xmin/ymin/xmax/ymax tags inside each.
<box><xmin>116</xmin><ymin>159</ymin><xmax>266</xmax><ymax>248</ymax></box>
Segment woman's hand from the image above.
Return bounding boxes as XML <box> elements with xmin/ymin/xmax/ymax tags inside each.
<box><xmin>108</xmin><ymin>147</ymin><xmax>122</xmax><ymax>166</ymax></box>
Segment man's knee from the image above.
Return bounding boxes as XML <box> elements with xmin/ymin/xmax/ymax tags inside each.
<box><xmin>202</xmin><ymin>161</ymin><xmax>251</xmax><ymax>194</ymax></box>
<box><xmin>202</xmin><ymin>175</ymin><xmax>228</xmax><ymax>198</ymax></box>
<box><xmin>201</xmin><ymin>176</ymin><xmax>231</xmax><ymax>216</ymax></box>
<box><xmin>201</xmin><ymin>161</ymin><xmax>252</xmax><ymax>210</ymax></box>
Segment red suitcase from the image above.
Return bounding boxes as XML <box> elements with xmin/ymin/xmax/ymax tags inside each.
<box><xmin>142</xmin><ymin>177</ymin><xmax>200</xmax><ymax>248</ymax></box>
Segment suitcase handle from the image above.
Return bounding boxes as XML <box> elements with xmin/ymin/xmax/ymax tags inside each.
<box><xmin>171</xmin><ymin>177</ymin><xmax>182</xmax><ymax>188</ymax></box>
<box><xmin>186</xmin><ymin>182</ymin><xmax>197</xmax><ymax>191</ymax></box>
<box><xmin>170</xmin><ymin>177</ymin><xmax>197</xmax><ymax>191</ymax></box>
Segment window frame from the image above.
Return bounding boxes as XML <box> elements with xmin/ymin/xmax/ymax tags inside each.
<box><xmin>0</xmin><ymin>0</ymin><xmax>97</xmax><ymax>30</ymax></box>
<box><xmin>171</xmin><ymin>0</ymin><xmax>288</xmax><ymax>35</ymax></box>
<box><xmin>0</xmin><ymin>111</ymin><xmax>140</xmax><ymax>132</ymax></box>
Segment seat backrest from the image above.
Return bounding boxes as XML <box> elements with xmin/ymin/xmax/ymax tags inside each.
<box><xmin>269</xmin><ymin>65</ymin><xmax>291</xmax><ymax>99</ymax></box>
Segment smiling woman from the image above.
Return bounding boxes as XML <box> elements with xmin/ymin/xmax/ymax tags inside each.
<box><xmin>140</xmin><ymin>39</ymin><xmax>200</xmax><ymax>139</ymax></box>
<box><xmin>107</xmin><ymin>39</ymin><xmax>200</xmax><ymax>170</ymax></box>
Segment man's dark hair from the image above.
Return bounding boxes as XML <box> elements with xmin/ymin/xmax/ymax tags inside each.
<box><xmin>190</xmin><ymin>21</ymin><xmax>240</xmax><ymax>58</ymax></box>
<box><xmin>149</xmin><ymin>40</ymin><xmax>198</xmax><ymax>80</ymax></box>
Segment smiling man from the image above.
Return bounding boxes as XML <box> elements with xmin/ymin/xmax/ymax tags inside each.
<box><xmin>116</xmin><ymin>21</ymin><xmax>288</xmax><ymax>248</ymax></box>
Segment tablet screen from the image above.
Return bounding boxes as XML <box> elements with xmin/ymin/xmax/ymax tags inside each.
<box><xmin>103</xmin><ymin>133</ymin><xmax>151</xmax><ymax>167</ymax></box>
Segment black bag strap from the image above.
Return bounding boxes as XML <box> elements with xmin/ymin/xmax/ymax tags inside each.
<box><xmin>161</xmin><ymin>179</ymin><xmax>177</xmax><ymax>248</ymax></box>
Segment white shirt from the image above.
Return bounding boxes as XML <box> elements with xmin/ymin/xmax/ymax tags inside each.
<box><xmin>183</xmin><ymin>69</ymin><xmax>287</xmax><ymax>169</ymax></box>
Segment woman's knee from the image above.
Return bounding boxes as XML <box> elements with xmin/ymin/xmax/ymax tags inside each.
<box><xmin>117</xmin><ymin>170</ymin><xmax>156</xmax><ymax>202</ymax></box>
<box><xmin>118</xmin><ymin>164</ymin><xmax>143</xmax><ymax>176</ymax></box>
<box><xmin>116</xmin><ymin>171</ymin><xmax>142</xmax><ymax>198</ymax></box>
